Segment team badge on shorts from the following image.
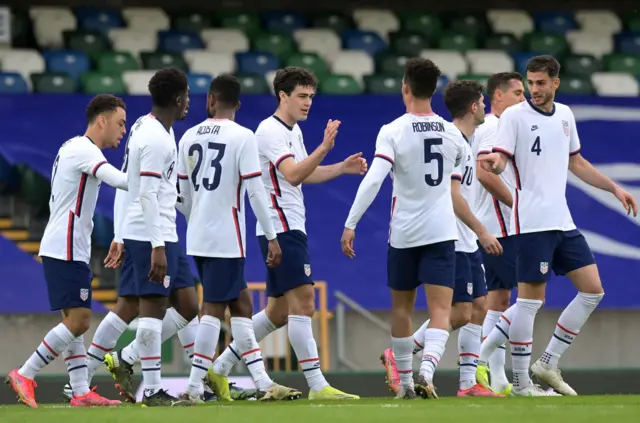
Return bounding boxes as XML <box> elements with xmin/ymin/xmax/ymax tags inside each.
<box><xmin>562</xmin><ymin>120</ymin><xmax>570</xmax><ymax>136</ymax></box>
<box><xmin>467</xmin><ymin>282</ymin><xmax>473</xmax><ymax>296</ymax></box>
<box><xmin>163</xmin><ymin>275</ymin><xmax>171</xmax><ymax>288</ymax></box>
<box><xmin>80</xmin><ymin>288</ymin><xmax>89</xmax><ymax>301</ymax></box>
<box><xmin>304</xmin><ymin>264</ymin><xmax>311</xmax><ymax>277</ymax></box>
<box><xmin>540</xmin><ymin>262</ymin><xmax>549</xmax><ymax>275</ymax></box>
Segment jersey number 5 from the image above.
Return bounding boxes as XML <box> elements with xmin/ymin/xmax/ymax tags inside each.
<box><xmin>531</xmin><ymin>136</ymin><xmax>542</xmax><ymax>156</ymax></box>
<box><xmin>188</xmin><ymin>142</ymin><xmax>226</xmax><ymax>191</ymax></box>
<box><xmin>424</xmin><ymin>138</ymin><xmax>443</xmax><ymax>187</ymax></box>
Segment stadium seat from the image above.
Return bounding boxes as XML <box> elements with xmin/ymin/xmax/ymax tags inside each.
<box><xmin>389</xmin><ymin>32</ymin><xmax>429</xmax><ymax>56</ymax></box>
<box><xmin>122</xmin><ymin>7</ymin><xmax>170</xmax><ymax>31</ymax></box>
<box><xmin>533</xmin><ymin>12</ymin><xmax>578</xmax><ymax>34</ymax></box>
<box><xmin>420</xmin><ymin>50</ymin><xmax>467</xmax><ymax>80</ymax></box>
<box><xmin>252</xmin><ymin>32</ymin><xmax>296</xmax><ymax>59</ymax></box>
<box><xmin>438</xmin><ymin>32</ymin><xmax>477</xmax><ymax>52</ymax></box>
<box><xmin>486</xmin><ymin>9</ymin><xmax>534</xmax><ymax>38</ymax></box>
<box><xmin>140</xmin><ymin>52</ymin><xmax>189</xmax><ymax>72</ymax></box>
<box><xmin>32</xmin><ymin>10</ymin><xmax>77</xmax><ymax>49</ymax></box>
<box><xmin>377</xmin><ymin>54</ymin><xmax>409</xmax><ymax>77</ymax></box>
<box><xmin>311</xmin><ymin>12</ymin><xmax>351</xmax><ymax>33</ymax></box>
<box><xmin>264</xmin><ymin>70</ymin><xmax>278</xmax><ymax>94</ymax></box>
<box><xmin>449</xmin><ymin>14</ymin><xmax>489</xmax><ymax>39</ymax></box>
<box><xmin>591</xmin><ymin>72</ymin><xmax>640</xmax><ymax>96</ymax></box>
<box><xmin>235</xmin><ymin>73</ymin><xmax>269</xmax><ymax>94</ymax></box>
<box><xmin>399</xmin><ymin>12</ymin><xmax>443</xmax><ymax>42</ymax></box>
<box><xmin>616</xmin><ymin>33</ymin><xmax>640</xmax><ymax>55</ymax></box>
<box><xmin>10</xmin><ymin>9</ymin><xmax>31</xmax><ymax>48</ymax></box>
<box><xmin>63</xmin><ymin>30</ymin><xmax>110</xmax><ymax>55</ymax></box>
<box><xmin>353</xmin><ymin>9</ymin><xmax>400</xmax><ymax>40</ymax></box>
<box><xmin>557</xmin><ymin>75</ymin><xmax>594</xmax><ymax>95</ymax></box>
<box><xmin>484</xmin><ymin>33</ymin><xmax>523</xmax><ymax>54</ymax></box>
<box><xmin>29</xmin><ymin>6</ymin><xmax>72</xmax><ymax>20</ymax></box>
<box><xmin>187</xmin><ymin>73</ymin><xmax>213</xmax><ymax>94</ymax></box>
<box><xmin>31</xmin><ymin>72</ymin><xmax>77</xmax><ymax>93</ymax></box>
<box><xmin>201</xmin><ymin>29</ymin><xmax>249</xmax><ymax>54</ymax></box>
<box><xmin>81</xmin><ymin>72</ymin><xmax>127</xmax><ymax>94</ymax></box>
<box><xmin>76</xmin><ymin>8</ymin><xmax>124</xmax><ymax>33</ymax></box>
<box><xmin>286</xmin><ymin>53</ymin><xmax>330</xmax><ymax>79</ymax></box>
<box><xmin>342</xmin><ymin>30</ymin><xmax>387</xmax><ymax>56</ymax></box>
<box><xmin>331</xmin><ymin>51</ymin><xmax>374</xmax><ymax>84</ymax></box>
<box><xmin>0</xmin><ymin>49</ymin><xmax>46</xmax><ymax>84</ymax></box>
<box><xmin>565</xmin><ymin>31</ymin><xmax>614</xmax><ymax>58</ymax></box>
<box><xmin>0</xmin><ymin>72</ymin><xmax>29</xmax><ymax>93</ymax></box>
<box><xmin>293</xmin><ymin>29</ymin><xmax>342</xmax><ymax>63</ymax></box>
<box><xmin>574</xmin><ymin>10</ymin><xmax>622</xmax><ymax>34</ymax></box>
<box><xmin>262</xmin><ymin>11</ymin><xmax>307</xmax><ymax>33</ymax></box>
<box><xmin>525</xmin><ymin>32</ymin><xmax>568</xmax><ymax>57</ymax></box>
<box><xmin>365</xmin><ymin>74</ymin><xmax>402</xmax><ymax>94</ymax></box>
<box><xmin>96</xmin><ymin>51</ymin><xmax>140</xmax><ymax>73</ymax></box>
<box><xmin>626</xmin><ymin>14</ymin><xmax>640</xmax><ymax>32</ymax></box>
<box><xmin>109</xmin><ymin>29</ymin><xmax>158</xmax><ymax>58</ymax></box>
<box><xmin>183</xmin><ymin>51</ymin><xmax>236</xmax><ymax>75</ymax></box>
<box><xmin>604</xmin><ymin>53</ymin><xmax>640</xmax><ymax>77</ymax></box>
<box><xmin>158</xmin><ymin>30</ymin><xmax>205</xmax><ymax>54</ymax></box>
<box><xmin>17</xmin><ymin>164</ymin><xmax>50</xmax><ymax>216</ymax></box>
<box><xmin>172</xmin><ymin>12</ymin><xmax>214</xmax><ymax>32</ymax></box>
<box><xmin>235</xmin><ymin>52</ymin><xmax>279</xmax><ymax>76</ymax></box>
<box><xmin>563</xmin><ymin>54</ymin><xmax>602</xmax><ymax>77</ymax></box>
<box><xmin>43</xmin><ymin>50</ymin><xmax>90</xmax><ymax>80</ymax></box>
<box><xmin>457</xmin><ymin>73</ymin><xmax>491</xmax><ymax>89</ymax></box>
<box><xmin>320</xmin><ymin>74</ymin><xmax>363</xmax><ymax>94</ymax></box>
<box><xmin>218</xmin><ymin>11</ymin><xmax>261</xmax><ymax>37</ymax></box>
<box><xmin>466</xmin><ymin>50</ymin><xmax>514</xmax><ymax>74</ymax></box>
<box><xmin>122</xmin><ymin>70</ymin><xmax>156</xmax><ymax>94</ymax></box>
<box><xmin>512</xmin><ymin>52</ymin><xmax>540</xmax><ymax>74</ymax></box>
<box><xmin>437</xmin><ymin>75</ymin><xmax>449</xmax><ymax>92</ymax></box>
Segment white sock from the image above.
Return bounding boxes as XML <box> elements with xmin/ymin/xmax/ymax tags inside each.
<box><xmin>419</xmin><ymin>328</ymin><xmax>449</xmax><ymax>384</ymax></box>
<box><xmin>480</xmin><ymin>307</ymin><xmax>514</xmax><ymax>388</ymax></box>
<box><xmin>510</xmin><ymin>299</ymin><xmax>543</xmax><ymax>390</ymax></box>
<box><xmin>540</xmin><ymin>292</ymin><xmax>603</xmax><ymax>368</ymax></box>
<box><xmin>178</xmin><ymin>317</ymin><xmax>198</xmax><ymax>362</ymax></box>
<box><xmin>137</xmin><ymin>317</ymin><xmax>163</xmax><ymax>397</ymax></box>
<box><xmin>19</xmin><ymin>323</ymin><xmax>75</xmax><ymax>380</ymax></box>
<box><xmin>411</xmin><ymin>319</ymin><xmax>429</xmax><ymax>354</ymax></box>
<box><xmin>458</xmin><ymin>323</ymin><xmax>482</xmax><ymax>390</ymax></box>
<box><xmin>212</xmin><ymin>310</ymin><xmax>277</xmax><ymax>377</ymax></box>
<box><xmin>187</xmin><ymin>315</ymin><xmax>220</xmax><ymax>397</ymax></box>
<box><xmin>231</xmin><ymin>317</ymin><xmax>273</xmax><ymax>390</ymax></box>
<box><xmin>64</xmin><ymin>335</ymin><xmax>90</xmax><ymax>396</ymax></box>
<box><xmin>288</xmin><ymin>315</ymin><xmax>328</xmax><ymax>393</ymax></box>
<box><xmin>392</xmin><ymin>336</ymin><xmax>414</xmax><ymax>391</ymax></box>
<box><xmin>86</xmin><ymin>312</ymin><xmax>127</xmax><ymax>384</ymax></box>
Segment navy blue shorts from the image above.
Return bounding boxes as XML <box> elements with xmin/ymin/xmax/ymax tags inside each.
<box><xmin>118</xmin><ymin>243</ymin><xmax>195</xmax><ymax>297</ymax></box>
<box><xmin>122</xmin><ymin>239</ymin><xmax>181</xmax><ymax>297</ymax></box>
<box><xmin>387</xmin><ymin>240</ymin><xmax>456</xmax><ymax>291</ymax></box>
<box><xmin>258</xmin><ymin>230</ymin><xmax>313</xmax><ymax>298</ymax></box>
<box><xmin>194</xmin><ymin>256</ymin><xmax>247</xmax><ymax>303</ymax></box>
<box><xmin>453</xmin><ymin>250</ymin><xmax>488</xmax><ymax>303</ymax></box>
<box><xmin>515</xmin><ymin>229</ymin><xmax>596</xmax><ymax>283</ymax></box>
<box><xmin>42</xmin><ymin>257</ymin><xmax>92</xmax><ymax>311</ymax></box>
<box><xmin>481</xmin><ymin>236</ymin><xmax>517</xmax><ymax>291</ymax></box>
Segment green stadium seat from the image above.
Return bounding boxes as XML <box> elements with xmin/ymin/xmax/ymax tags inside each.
<box><xmin>604</xmin><ymin>53</ymin><xmax>640</xmax><ymax>77</ymax></box>
<box><xmin>624</xmin><ymin>14</ymin><xmax>640</xmax><ymax>32</ymax></box>
<box><xmin>82</xmin><ymin>72</ymin><xmax>127</xmax><ymax>94</ymax></box>
<box><xmin>286</xmin><ymin>53</ymin><xmax>329</xmax><ymax>79</ymax></box>
<box><xmin>235</xmin><ymin>74</ymin><xmax>269</xmax><ymax>94</ymax></box>
<box><xmin>449</xmin><ymin>15</ymin><xmax>488</xmax><ymax>39</ymax></box>
<box><xmin>484</xmin><ymin>33</ymin><xmax>523</xmax><ymax>54</ymax></box>
<box><xmin>365</xmin><ymin>74</ymin><xmax>402</xmax><ymax>94</ymax></box>
<box><xmin>173</xmin><ymin>12</ymin><xmax>214</xmax><ymax>32</ymax></box>
<box><xmin>312</xmin><ymin>13</ymin><xmax>351</xmax><ymax>33</ymax></box>
<box><xmin>141</xmin><ymin>52</ymin><xmax>189</xmax><ymax>72</ymax></box>
<box><xmin>377</xmin><ymin>54</ymin><xmax>409</xmax><ymax>77</ymax></box>
<box><xmin>400</xmin><ymin>13</ymin><xmax>443</xmax><ymax>42</ymax></box>
<box><xmin>563</xmin><ymin>54</ymin><xmax>601</xmax><ymax>77</ymax></box>
<box><xmin>17</xmin><ymin>165</ymin><xmax>50</xmax><ymax>217</ymax></box>
<box><xmin>96</xmin><ymin>51</ymin><xmax>140</xmax><ymax>73</ymax></box>
<box><xmin>218</xmin><ymin>11</ymin><xmax>261</xmax><ymax>37</ymax></box>
<box><xmin>456</xmin><ymin>73</ymin><xmax>491</xmax><ymax>89</ymax></box>
<box><xmin>438</xmin><ymin>32</ymin><xmax>477</xmax><ymax>52</ymax></box>
<box><xmin>31</xmin><ymin>73</ymin><xmax>77</xmax><ymax>93</ymax></box>
<box><xmin>390</xmin><ymin>32</ymin><xmax>429</xmax><ymax>56</ymax></box>
<box><xmin>320</xmin><ymin>74</ymin><xmax>362</xmax><ymax>94</ymax></box>
<box><xmin>63</xmin><ymin>30</ymin><xmax>110</xmax><ymax>55</ymax></box>
<box><xmin>525</xmin><ymin>32</ymin><xmax>568</xmax><ymax>57</ymax></box>
<box><xmin>252</xmin><ymin>32</ymin><xmax>296</xmax><ymax>59</ymax></box>
<box><xmin>557</xmin><ymin>75</ymin><xmax>594</xmax><ymax>95</ymax></box>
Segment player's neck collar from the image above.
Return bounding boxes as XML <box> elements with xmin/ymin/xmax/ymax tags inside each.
<box><xmin>272</xmin><ymin>115</ymin><xmax>294</xmax><ymax>131</ymax></box>
<box><xmin>85</xmin><ymin>135</ymin><xmax>96</xmax><ymax>145</ymax></box>
<box><xmin>526</xmin><ymin>98</ymin><xmax>555</xmax><ymax>117</ymax></box>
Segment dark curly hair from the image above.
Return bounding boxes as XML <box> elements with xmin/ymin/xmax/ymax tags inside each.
<box><xmin>273</xmin><ymin>67</ymin><xmax>317</xmax><ymax>104</ymax></box>
<box><xmin>148</xmin><ymin>67</ymin><xmax>188</xmax><ymax>108</ymax></box>
<box><xmin>85</xmin><ymin>94</ymin><xmax>126</xmax><ymax>123</ymax></box>
<box><xmin>404</xmin><ymin>58</ymin><xmax>441</xmax><ymax>99</ymax></box>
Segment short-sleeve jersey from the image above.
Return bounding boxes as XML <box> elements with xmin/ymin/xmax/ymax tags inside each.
<box><xmin>121</xmin><ymin>115</ymin><xmax>179</xmax><ymax>243</ymax></box>
<box><xmin>452</xmin><ymin>133</ymin><xmax>479</xmax><ymax>253</ymax></box>
<box><xmin>492</xmin><ymin>100</ymin><xmax>581</xmax><ymax>235</ymax></box>
<box><xmin>39</xmin><ymin>136</ymin><xmax>109</xmax><ymax>264</ymax></box>
<box><xmin>374</xmin><ymin>113</ymin><xmax>467</xmax><ymax>249</ymax></box>
<box><xmin>255</xmin><ymin>116</ymin><xmax>308</xmax><ymax>236</ymax></box>
<box><xmin>472</xmin><ymin>114</ymin><xmax>514</xmax><ymax>238</ymax></box>
<box><xmin>177</xmin><ymin>118</ymin><xmax>262</xmax><ymax>258</ymax></box>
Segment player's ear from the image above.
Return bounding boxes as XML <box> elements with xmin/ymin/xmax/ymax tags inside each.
<box><xmin>553</xmin><ymin>77</ymin><xmax>560</xmax><ymax>90</ymax></box>
<box><xmin>236</xmin><ymin>100</ymin><xmax>241</xmax><ymax>111</ymax></box>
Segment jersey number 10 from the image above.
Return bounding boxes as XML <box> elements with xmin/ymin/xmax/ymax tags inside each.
<box><xmin>189</xmin><ymin>142</ymin><xmax>226</xmax><ymax>191</ymax></box>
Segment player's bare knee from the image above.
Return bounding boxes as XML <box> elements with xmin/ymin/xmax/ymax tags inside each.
<box><xmin>450</xmin><ymin>303</ymin><xmax>472</xmax><ymax>330</ymax></box>
<box><xmin>202</xmin><ymin>302</ymin><xmax>226</xmax><ymax>321</ymax></box>
<box><xmin>517</xmin><ymin>281</ymin><xmax>546</xmax><ymax>301</ymax></box>
<box><xmin>112</xmin><ymin>296</ymin><xmax>139</xmax><ymax>323</ymax></box>
<box><xmin>139</xmin><ymin>296</ymin><xmax>168</xmax><ymax>319</ymax></box>
<box><xmin>285</xmin><ymin>285</ymin><xmax>315</xmax><ymax>317</ymax></box>
<box><xmin>266</xmin><ymin>298</ymin><xmax>289</xmax><ymax>327</ymax></box>
<box><xmin>487</xmin><ymin>290</ymin><xmax>511</xmax><ymax>311</ymax></box>
<box><xmin>228</xmin><ymin>298</ymin><xmax>252</xmax><ymax>318</ymax></box>
<box><xmin>470</xmin><ymin>296</ymin><xmax>488</xmax><ymax>325</ymax></box>
<box><xmin>63</xmin><ymin>308</ymin><xmax>92</xmax><ymax>336</ymax></box>
<box><xmin>171</xmin><ymin>288</ymin><xmax>199</xmax><ymax>321</ymax></box>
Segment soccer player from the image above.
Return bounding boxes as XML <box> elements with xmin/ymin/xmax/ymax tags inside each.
<box><xmin>207</xmin><ymin>67</ymin><xmax>363</xmax><ymax>400</ymax></box>
<box><xmin>473</xmin><ymin>72</ymin><xmax>526</xmax><ymax>395</ymax></box>
<box><xmin>478</xmin><ymin>55</ymin><xmax>638</xmax><ymax>396</ymax></box>
<box><xmin>5</xmin><ymin>94</ymin><xmax>129</xmax><ymax>408</ymax></box>
<box><xmin>177</xmin><ymin>74</ymin><xmax>301</xmax><ymax>403</ymax></box>
<box><xmin>341</xmin><ymin>58</ymin><xmax>469</xmax><ymax>399</ymax></box>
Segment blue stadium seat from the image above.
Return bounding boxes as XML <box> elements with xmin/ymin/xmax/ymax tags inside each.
<box><xmin>0</xmin><ymin>72</ymin><xmax>29</xmax><ymax>93</ymax></box>
<box><xmin>615</xmin><ymin>33</ymin><xmax>640</xmax><ymax>55</ymax></box>
<box><xmin>92</xmin><ymin>214</ymin><xmax>114</xmax><ymax>250</ymax></box>
<box><xmin>436</xmin><ymin>75</ymin><xmax>449</xmax><ymax>92</ymax></box>
<box><xmin>188</xmin><ymin>73</ymin><xmax>213</xmax><ymax>94</ymax></box>
<box><xmin>512</xmin><ymin>51</ymin><xmax>541</xmax><ymax>74</ymax></box>
<box><xmin>342</xmin><ymin>30</ymin><xmax>387</xmax><ymax>56</ymax></box>
<box><xmin>43</xmin><ymin>50</ymin><xmax>91</xmax><ymax>80</ymax></box>
<box><xmin>235</xmin><ymin>52</ymin><xmax>280</xmax><ymax>75</ymax></box>
<box><xmin>158</xmin><ymin>30</ymin><xmax>205</xmax><ymax>54</ymax></box>
<box><xmin>75</xmin><ymin>7</ymin><xmax>124</xmax><ymax>32</ymax></box>
<box><xmin>262</xmin><ymin>11</ymin><xmax>307</xmax><ymax>33</ymax></box>
<box><xmin>533</xmin><ymin>12</ymin><xmax>578</xmax><ymax>34</ymax></box>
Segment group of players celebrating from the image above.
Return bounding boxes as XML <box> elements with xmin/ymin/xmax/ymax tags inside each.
<box><xmin>5</xmin><ymin>53</ymin><xmax>637</xmax><ymax>407</ymax></box>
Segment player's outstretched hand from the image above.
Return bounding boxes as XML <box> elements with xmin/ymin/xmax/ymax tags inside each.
<box><xmin>266</xmin><ymin>239</ymin><xmax>282</xmax><ymax>268</ymax></box>
<box><xmin>341</xmin><ymin>228</ymin><xmax>356</xmax><ymax>259</ymax></box>
<box><xmin>104</xmin><ymin>241</ymin><xmax>124</xmax><ymax>269</ymax></box>
<box><xmin>478</xmin><ymin>230</ymin><xmax>503</xmax><ymax>256</ymax></box>
<box><xmin>149</xmin><ymin>247</ymin><xmax>167</xmax><ymax>283</ymax></box>
<box><xmin>321</xmin><ymin>119</ymin><xmax>341</xmax><ymax>151</ymax></box>
<box><xmin>614</xmin><ymin>185</ymin><xmax>638</xmax><ymax>217</ymax></box>
<box><xmin>342</xmin><ymin>152</ymin><xmax>368</xmax><ymax>175</ymax></box>
<box><xmin>477</xmin><ymin>152</ymin><xmax>506</xmax><ymax>174</ymax></box>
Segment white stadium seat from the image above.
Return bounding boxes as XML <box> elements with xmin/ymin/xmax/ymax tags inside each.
<box><xmin>201</xmin><ymin>29</ymin><xmax>249</xmax><ymax>54</ymax></box>
<box><xmin>265</xmin><ymin>70</ymin><xmax>278</xmax><ymax>95</ymax></box>
<box><xmin>420</xmin><ymin>50</ymin><xmax>468</xmax><ymax>80</ymax></box>
<box><xmin>574</xmin><ymin>10</ymin><xmax>622</xmax><ymax>34</ymax></box>
<box><xmin>183</xmin><ymin>51</ymin><xmax>235</xmax><ymax>75</ymax></box>
<box><xmin>32</xmin><ymin>13</ymin><xmax>76</xmax><ymax>49</ymax></box>
<box><xmin>566</xmin><ymin>31</ymin><xmax>614</xmax><ymax>58</ymax></box>
<box><xmin>294</xmin><ymin>29</ymin><xmax>342</xmax><ymax>63</ymax></box>
<box><xmin>121</xmin><ymin>8</ymin><xmax>170</xmax><ymax>32</ymax></box>
<box><xmin>591</xmin><ymin>72</ymin><xmax>640</xmax><ymax>97</ymax></box>
<box><xmin>0</xmin><ymin>49</ymin><xmax>45</xmax><ymax>86</ymax></box>
<box><xmin>486</xmin><ymin>9</ymin><xmax>534</xmax><ymax>38</ymax></box>
<box><xmin>122</xmin><ymin>70</ymin><xmax>156</xmax><ymax>95</ymax></box>
<box><xmin>109</xmin><ymin>29</ymin><xmax>157</xmax><ymax>60</ymax></box>
<box><xmin>330</xmin><ymin>51</ymin><xmax>374</xmax><ymax>84</ymax></box>
<box><xmin>352</xmin><ymin>8</ymin><xmax>400</xmax><ymax>40</ymax></box>
<box><xmin>466</xmin><ymin>50</ymin><xmax>515</xmax><ymax>74</ymax></box>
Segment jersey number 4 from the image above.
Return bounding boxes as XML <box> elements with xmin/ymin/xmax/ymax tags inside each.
<box><xmin>424</xmin><ymin>138</ymin><xmax>443</xmax><ymax>186</ymax></box>
<box><xmin>189</xmin><ymin>142</ymin><xmax>226</xmax><ymax>191</ymax></box>
<box><xmin>531</xmin><ymin>136</ymin><xmax>542</xmax><ymax>156</ymax></box>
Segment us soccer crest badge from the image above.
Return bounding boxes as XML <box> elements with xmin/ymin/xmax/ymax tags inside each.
<box><xmin>304</xmin><ymin>264</ymin><xmax>311</xmax><ymax>277</ymax></box>
<box><xmin>540</xmin><ymin>262</ymin><xmax>549</xmax><ymax>275</ymax></box>
<box><xmin>80</xmin><ymin>288</ymin><xmax>89</xmax><ymax>301</ymax></box>
<box><xmin>562</xmin><ymin>120</ymin><xmax>570</xmax><ymax>137</ymax></box>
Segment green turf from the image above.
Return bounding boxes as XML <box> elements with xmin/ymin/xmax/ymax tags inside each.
<box><xmin>1</xmin><ymin>396</ymin><xmax>639</xmax><ymax>423</ymax></box>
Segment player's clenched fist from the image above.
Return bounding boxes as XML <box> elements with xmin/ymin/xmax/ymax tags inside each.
<box><xmin>149</xmin><ymin>246</ymin><xmax>167</xmax><ymax>283</ymax></box>
<box><xmin>342</xmin><ymin>152</ymin><xmax>368</xmax><ymax>175</ymax></box>
<box><xmin>266</xmin><ymin>239</ymin><xmax>282</xmax><ymax>268</ymax></box>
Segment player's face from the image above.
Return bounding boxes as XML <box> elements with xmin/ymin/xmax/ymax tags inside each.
<box><xmin>502</xmin><ymin>79</ymin><xmax>526</xmax><ymax>108</ymax></box>
<box><xmin>527</xmin><ymin>72</ymin><xmax>558</xmax><ymax>108</ymax></box>
<box><xmin>176</xmin><ymin>88</ymin><xmax>190</xmax><ymax>120</ymax></box>
<box><xmin>473</xmin><ymin>94</ymin><xmax>486</xmax><ymax>125</ymax></box>
<box><xmin>104</xmin><ymin>107</ymin><xmax>127</xmax><ymax>149</ymax></box>
<box><xmin>282</xmin><ymin>85</ymin><xmax>315</xmax><ymax>122</ymax></box>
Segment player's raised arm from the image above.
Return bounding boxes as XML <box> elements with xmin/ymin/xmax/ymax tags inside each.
<box><xmin>478</xmin><ymin>107</ymin><xmax>518</xmax><ymax>175</ymax></box>
<box><xmin>475</xmin><ymin>125</ymin><xmax>513</xmax><ymax>208</ymax></box>
<box><xmin>77</xmin><ymin>146</ymin><xmax>128</xmax><ymax>191</ymax></box>
<box><xmin>175</xmin><ymin>134</ymin><xmax>192</xmax><ymax>219</ymax></box>
<box><xmin>137</xmin><ymin>142</ymin><xmax>165</xmax><ymax>249</ymax></box>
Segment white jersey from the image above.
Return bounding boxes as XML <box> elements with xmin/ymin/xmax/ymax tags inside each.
<box><xmin>121</xmin><ymin>114</ymin><xmax>179</xmax><ymax>247</ymax></box>
<box><xmin>472</xmin><ymin>114</ymin><xmax>514</xmax><ymax>238</ymax></box>
<box><xmin>39</xmin><ymin>136</ymin><xmax>109</xmax><ymax>264</ymax></box>
<box><xmin>374</xmin><ymin>113</ymin><xmax>467</xmax><ymax>248</ymax></box>
<box><xmin>255</xmin><ymin>116</ymin><xmax>308</xmax><ymax>236</ymax></box>
<box><xmin>493</xmin><ymin>100</ymin><xmax>581</xmax><ymax>235</ymax></box>
<box><xmin>452</xmin><ymin>133</ymin><xmax>479</xmax><ymax>253</ymax></box>
<box><xmin>177</xmin><ymin>119</ymin><xmax>264</xmax><ymax>258</ymax></box>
